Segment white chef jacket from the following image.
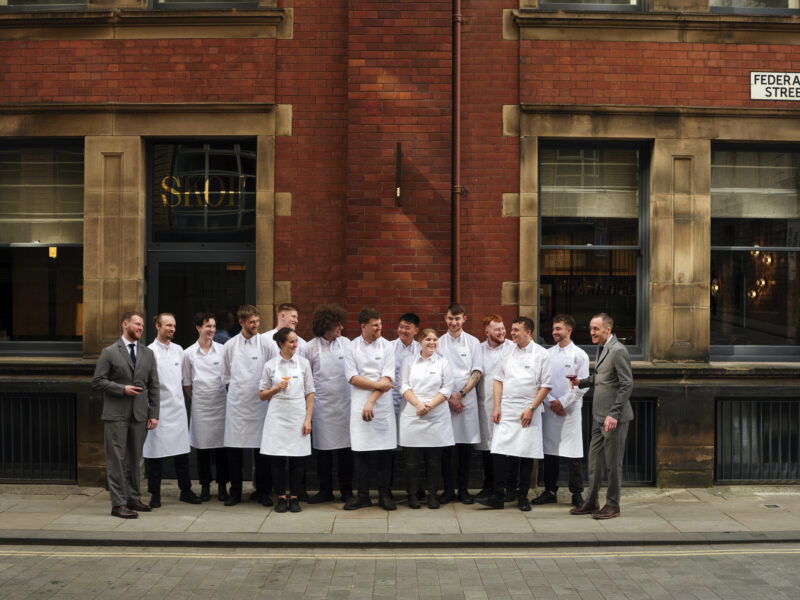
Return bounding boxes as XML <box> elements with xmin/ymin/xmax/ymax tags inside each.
<box><xmin>344</xmin><ymin>335</ymin><xmax>396</xmax><ymax>451</ymax></box>
<box><xmin>398</xmin><ymin>351</ymin><xmax>455</xmax><ymax>448</ymax></box>
<box><xmin>391</xmin><ymin>337</ymin><xmax>420</xmax><ymax>414</ymax></box>
<box><xmin>258</xmin><ymin>353</ymin><xmax>314</xmax><ymax>457</ymax></box>
<box><xmin>262</xmin><ymin>328</ymin><xmax>307</xmax><ymax>357</ymax></box>
<box><xmin>222</xmin><ymin>332</ymin><xmax>274</xmax><ymax>448</ymax></box>
<box><xmin>543</xmin><ymin>342</ymin><xmax>589</xmax><ymax>458</ymax></box>
<box><xmin>436</xmin><ymin>330</ymin><xmax>482</xmax><ymax>444</ymax></box>
<box><xmin>490</xmin><ymin>341</ymin><xmax>552</xmax><ymax>459</ymax></box>
<box><xmin>182</xmin><ymin>340</ymin><xmax>227</xmax><ymax>449</ymax></box>
<box><xmin>143</xmin><ymin>340</ymin><xmax>190</xmax><ymax>459</ymax></box>
<box><xmin>303</xmin><ymin>335</ymin><xmax>352</xmax><ymax>450</ymax></box>
<box><xmin>475</xmin><ymin>339</ymin><xmax>514</xmax><ymax>451</ymax></box>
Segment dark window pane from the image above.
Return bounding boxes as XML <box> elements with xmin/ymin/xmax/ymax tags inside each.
<box><xmin>540</xmin><ymin>147</ymin><xmax>639</xmax><ymax>246</ymax></box>
<box><xmin>539</xmin><ymin>249</ymin><xmax>638</xmax><ymax>346</ymax></box>
<box><xmin>710</xmin><ymin>0</ymin><xmax>791</xmax><ymax>7</ymax></box>
<box><xmin>0</xmin><ymin>247</ymin><xmax>82</xmax><ymax>342</ymax></box>
<box><xmin>711</xmin><ymin>250</ymin><xmax>800</xmax><ymax>345</ymax></box>
<box><xmin>150</xmin><ymin>141</ymin><xmax>256</xmax><ymax>244</ymax></box>
<box><xmin>156</xmin><ymin>262</ymin><xmax>246</xmax><ymax>349</ymax></box>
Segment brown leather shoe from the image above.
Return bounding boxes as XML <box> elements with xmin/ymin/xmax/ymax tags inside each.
<box><xmin>111</xmin><ymin>505</ymin><xmax>138</xmax><ymax>519</ymax></box>
<box><xmin>569</xmin><ymin>501</ymin><xmax>599</xmax><ymax>515</ymax></box>
<box><xmin>127</xmin><ymin>498</ymin><xmax>152</xmax><ymax>512</ymax></box>
<box><xmin>592</xmin><ymin>504</ymin><xmax>620</xmax><ymax>520</ymax></box>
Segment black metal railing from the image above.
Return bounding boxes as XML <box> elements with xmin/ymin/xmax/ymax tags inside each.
<box><xmin>0</xmin><ymin>394</ymin><xmax>77</xmax><ymax>482</ymax></box>
<box><xmin>716</xmin><ymin>397</ymin><xmax>800</xmax><ymax>482</ymax></box>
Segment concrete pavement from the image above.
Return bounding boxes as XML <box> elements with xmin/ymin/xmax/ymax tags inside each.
<box><xmin>2</xmin><ymin>483</ymin><xmax>800</xmax><ymax>547</ymax></box>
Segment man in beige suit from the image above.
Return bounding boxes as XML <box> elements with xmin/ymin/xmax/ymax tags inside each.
<box><xmin>92</xmin><ymin>311</ymin><xmax>160</xmax><ymax>519</ymax></box>
<box><xmin>569</xmin><ymin>313</ymin><xmax>633</xmax><ymax>520</ymax></box>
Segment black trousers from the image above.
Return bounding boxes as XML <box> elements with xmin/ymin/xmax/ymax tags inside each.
<box><xmin>442</xmin><ymin>443</ymin><xmax>473</xmax><ymax>492</ymax></box>
<box><xmin>227</xmin><ymin>447</ymin><xmax>270</xmax><ymax>496</ymax></box>
<box><xmin>196</xmin><ymin>447</ymin><xmax>229</xmax><ymax>487</ymax></box>
<box><xmin>352</xmin><ymin>449</ymin><xmax>392</xmax><ymax>497</ymax></box>
<box><xmin>270</xmin><ymin>455</ymin><xmax>305</xmax><ymax>497</ymax></box>
<box><xmin>482</xmin><ymin>450</ymin><xmax>520</xmax><ymax>491</ymax></box>
<box><xmin>404</xmin><ymin>447</ymin><xmax>442</xmax><ymax>494</ymax></box>
<box><xmin>316</xmin><ymin>448</ymin><xmax>354</xmax><ymax>495</ymax></box>
<box><xmin>146</xmin><ymin>453</ymin><xmax>192</xmax><ymax>496</ymax></box>
<box><xmin>492</xmin><ymin>454</ymin><xmax>533</xmax><ymax>498</ymax></box>
<box><xmin>542</xmin><ymin>453</ymin><xmax>584</xmax><ymax>494</ymax></box>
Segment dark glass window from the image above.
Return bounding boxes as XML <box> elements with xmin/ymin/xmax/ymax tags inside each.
<box><xmin>0</xmin><ymin>0</ymin><xmax>85</xmax><ymax>8</ymax></box>
<box><xmin>539</xmin><ymin>144</ymin><xmax>645</xmax><ymax>349</ymax></box>
<box><xmin>711</xmin><ymin>148</ymin><xmax>800</xmax><ymax>350</ymax></box>
<box><xmin>150</xmin><ymin>140</ymin><xmax>256</xmax><ymax>244</ymax></box>
<box><xmin>0</xmin><ymin>143</ymin><xmax>83</xmax><ymax>346</ymax></box>
<box><xmin>538</xmin><ymin>0</ymin><xmax>643</xmax><ymax>12</ymax></box>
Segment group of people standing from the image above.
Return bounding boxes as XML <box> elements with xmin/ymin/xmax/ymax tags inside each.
<box><xmin>93</xmin><ymin>302</ymin><xmax>633</xmax><ymax>522</ymax></box>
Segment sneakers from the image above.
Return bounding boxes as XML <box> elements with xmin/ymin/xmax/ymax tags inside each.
<box><xmin>275</xmin><ymin>496</ymin><xmax>288</xmax><ymax>513</ymax></box>
<box><xmin>343</xmin><ymin>494</ymin><xmax>372</xmax><ymax>511</ymax></box>
<box><xmin>289</xmin><ymin>497</ymin><xmax>302</xmax><ymax>513</ymax></box>
<box><xmin>532</xmin><ymin>490</ymin><xmax>557</xmax><ymax>506</ymax></box>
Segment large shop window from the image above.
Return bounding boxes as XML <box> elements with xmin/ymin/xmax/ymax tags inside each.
<box><xmin>539</xmin><ymin>143</ymin><xmax>647</xmax><ymax>357</ymax></box>
<box><xmin>711</xmin><ymin>147</ymin><xmax>800</xmax><ymax>360</ymax></box>
<box><xmin>0</xmin><ymin>143</ymin><xmax>84</xmax><ymax>354</ymax></box>
<box><xmin>147</xmin><ymin>140</ymin><xmax>256</xmax><ymax>349</ymax></box>
<box><xmin>537</xmin><ymin>0</ymin><xmax>644</xmax><ymax>12</ymax></box>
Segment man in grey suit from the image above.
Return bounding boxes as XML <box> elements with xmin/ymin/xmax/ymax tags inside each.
<box><xmin>92</xmin><ymin>311</ymin><xmax>160</xmax><ymax>519</ymax></box>
<box><xmin>568</xmin><ymin>313</ymin><xmax>633</xmax><ymax>520</ymax></box>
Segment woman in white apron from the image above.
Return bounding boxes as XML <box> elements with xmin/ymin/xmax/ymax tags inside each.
<box><xmin>259</xmin><ymin>328</ymin><xmax>315</xmax><ymax>513</ymax></box>
<box><xmin>478</xmin><ymin>317</ymin><xmax>552</xmax><ymax>511</ymax></box>
<box><xmin>399</xmin><ymin>328</ymin><xmax>455</xmax><ymax>509</ymax></box>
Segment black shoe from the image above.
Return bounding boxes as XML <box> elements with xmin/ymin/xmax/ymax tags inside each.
<box><xmin>438</xmin><ymin>489</ymin><xmax>455</xmax><ymax>505</ymax></box>
<box><xmin>200</xmin><ymin>485</ymin><xmax>211</xmax><ymax>502</ymax></box>
<box><xmin>379</xmin><ymin>494</ymin><xmax>397</xmax><ymax>511</ymax></box>
<box><xmin>571</xmin><ymin>493</ymin><xmax>584</xmax><ymax>508</ymax></box>
<box><xmin>261</xmin><ymin>493</ymin><xmax>273</xmax><ymax>507</ymax></box>
<box><xmin>476</xmin><ymin>493</ymin><xmax>504</xmax><ymax>509</ymax></box>
<box><xmin>224</xmin><ymin>493</ymin><xmax>241</xmax><ymax>507</ymax></box>
<box><xmin>343</xmin><ymin>494</ymin><xmax>372</xmax><ymax>510</ymax></box>
<box><xmin>458</xmin><ymin>489</ymin><xmax>474</xmax><ymax>505</ymax></box>
<box><xmin>148</xmin><ymin>496</ymin><xmax>161</xmax><ymax>509</ymax></box>
<box><xmin>518</xmin><ymin>495</ymin><xmax>532</xmax><ymax>512</ymax></box>
<box><xmin>298</xmin><ymin>490</ymin><xmax>309</xmax><ymax>503</ymax></box>
<box><xmin>180</xmin><ymin>490</ymin><xmax>202</xmax><ymax>505</ymax></box>
<box><xmin>308</xmin><ymin>491</ymin><xmax>335</xmax><ymax>504</ymax></box>
<box><xmin>289</xmin><ymin>497</ymin><xmax>302</xmax><ymax>513</ymax></box>
<box><xmin>275</xmin><ymin>496</ymin><xmax>288</xmax><ymax>513</ymax></box>
<box><xmin>474</xmin><ymin>488</ymin><xmax>491</xmax><ymax>503</ymax></box>
<box><xmin>341</xmin><ymin>490</ymin><xmax>354</xmax><ymax>503</ymax></box>
<box><xmin>218</xmin><ymin>485</ymin><xmax>229</xmax><ymax>502</ymax></box>
<box><xmin>503</xmin><ymin>489</ymin><xmax>517</xmax><ymax>503</ymax></box>
<box><xmin>427</xmin><ymin>493</ymin><xmax>440</xmax><ymax>509</ymax></box>
<box><xmin>407</xmin><ymin>492</ymin><xmax>421</xmax><ymax>509</ymax></box>
<box><xmin>532</xmin><ymin>490</ymin><xmax>557</xmax><ymax>506</ymax></box>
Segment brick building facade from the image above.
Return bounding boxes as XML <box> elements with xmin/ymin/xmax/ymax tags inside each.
<box><xmin>0</xmin><ymin>0</ymin><xmax>799</xmax><ymax>488</ymax></box>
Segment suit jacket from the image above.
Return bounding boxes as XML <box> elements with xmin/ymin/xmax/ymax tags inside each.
<box><xmin>578</xmin><ymin>335</ymin><xmax>633</xmax><ymax>424</ymax></box>
<box><xmin>92</xmin><ymin>339</ymin><xmax>160</xmax><ymax>422</ymax></box>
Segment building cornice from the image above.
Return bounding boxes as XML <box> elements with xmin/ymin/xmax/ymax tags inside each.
<box><xmin>513</xmin><ymin>10</ymin><xmax>800</xmax><ymax>44</ymax></box>
<box><xmin>0</xmin><ymin>7</ymin><xmax>289</xmax><ymax>40</ymax></box>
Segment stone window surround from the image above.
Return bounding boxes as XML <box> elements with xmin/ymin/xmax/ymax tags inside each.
<box><xmin>503</xmin><ymin>104</ymin><xmax>800</xmax><ymax>362</ymax></box>
<box><xmin>0</xmin><ymin>102</ymin><xmax>292</xmax><ymax>357</ymax></box>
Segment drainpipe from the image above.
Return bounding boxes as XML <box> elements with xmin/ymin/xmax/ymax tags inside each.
<box><xmin>451</xmin><ymin>0</ymin><xmax>463</xmax><ymax>303</ymax></box>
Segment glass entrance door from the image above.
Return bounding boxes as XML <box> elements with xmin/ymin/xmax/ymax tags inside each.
<box><xmin>146</xmin><ymin>253</ymin><xmax>254</xmax><ymax>348</ymax></box>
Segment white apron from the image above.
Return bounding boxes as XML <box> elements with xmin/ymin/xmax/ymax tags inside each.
<box><xmin>398</xmin><ymin>354</ymin><xmax>455</xmax><ymax>448</ymax></box>
<box><xmin>224</xmin><ymin>335</ymin><xmax>268</xmax><ymax>448</ymax></box>
<box><xmin>347</xmin><ymin>336</ymin><xmax>396</xmax><ymax>452</ymax></box>
<box><xmin>183</xmin><ymin>341</ymin><xmax>226</xmax><ymax>449</ymax></box>
<box><xmin>143</xmin><ymin>341</ymin><xmax>191</xmax><ymax>459</ymax></box>
<box><xmin>543</xmin><ymin>344</ymin><xmax>585</xmax><ymax>458</ymax></box>
<box><xmin>491</xmin><ymin>346</ymin><xmax>543</xmax><ymax>460</ymax></box>
<box><xmin>260</xmin><ymin>359</ymin><xmax>311</xmax><ymax>457</ymax></box>
<box><xmin>310</xmin><ymin>337</ymin><xmax>351</xmax><ymax>450</ymax></box>
<box><xmin>438</xmin><ymin>333</ymin><xmax>481</xmax><ymax>444</ymax></box>
<box><xmin>476</xmin><ymin>340</ymin><xmax>512</xmax><ymax>451</ymax></box>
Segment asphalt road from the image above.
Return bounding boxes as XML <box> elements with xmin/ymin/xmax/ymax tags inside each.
<box><xmin>1</xmin><ymin>543</ymin><xmax>799</xmax><ymax>599</ymax></box>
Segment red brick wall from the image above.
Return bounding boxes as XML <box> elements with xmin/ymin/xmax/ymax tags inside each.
<box><xmin>522</xmin><ymin>40</ymin><xmax>800</xmax><ymax>108</ymax></box>
<box><xmin>0</xmin><ymin>38</ymin><xmax>276</xmax><ymax>103</ymax></box>
<box><xmin>342</xmin><ymin>1</ymin><xmax>453</xmax><ymax>333</ymax></box>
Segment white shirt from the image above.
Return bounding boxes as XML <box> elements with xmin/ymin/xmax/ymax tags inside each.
<box><xmin>182</xmin><ymin>340</ymin><xmax>226</xmax><ymax>394</ymax></box>
<box><xmin>345</xmin><ymin>335</ymin><xmax>395</xmax><ymax>384</ymax></box>
<box><xmin>222</xmin><ymin>332</ymin><xmax>273</xmax><ymax>386</ymax></box>
<box><xmin>303</xmin><ymin>335</ymin><xmax>352</xmax><ymax>450</ymax></box>
<box><xmin>181</xmin><ymin>340</ymin><xmax>227</xmax><ymax>449</ymax></box>
<box><xmin>391</xmin><ymin>337</ymin><xmax>420</xmax><ymax>411</ymax></box>
<box><xmin>259</xmin><ymin>353</ymin><xmax>315</xmax><ymax>397</ymax></box>
<box><xmin>436</xmin><ymin>330</ymin><xmax>482</xmax><ymax>390</ymax></box>
<box><xmin>495</xmin><ymin>341</ymin><xmax>552</xmax><ymax>398</ymax></box>
<box><xmin>262</xmin><ymin>328</ymin><xmax>307</xmax><ymax>358</ymax></box>
<box><xmin>151</xmin><ymin>339</ymin><xmax>184</xmax><ymax>404</ymax></box>
<box><xmin>547</xmin><ymin>342</ymin><xmax>590</xmax><ymax>410</ymax></box>
<box><xmin>400</xmin><ymin>351</ymin><xmax>454</xmax><ymax>401</ymax></box>
<box><xmin>121</xmin><ymin>336</ymin><xmax>137</xmax><ymax>360</ymax></box>
<box><xmin>143</xmin><ymin>339</ymin><xmax>189</xmax><ymax>458</ymax></box>
<box><xmin>479</xmin><ymin>339</ymin><xmax>514</xmax><ymax>381</ymax></box>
